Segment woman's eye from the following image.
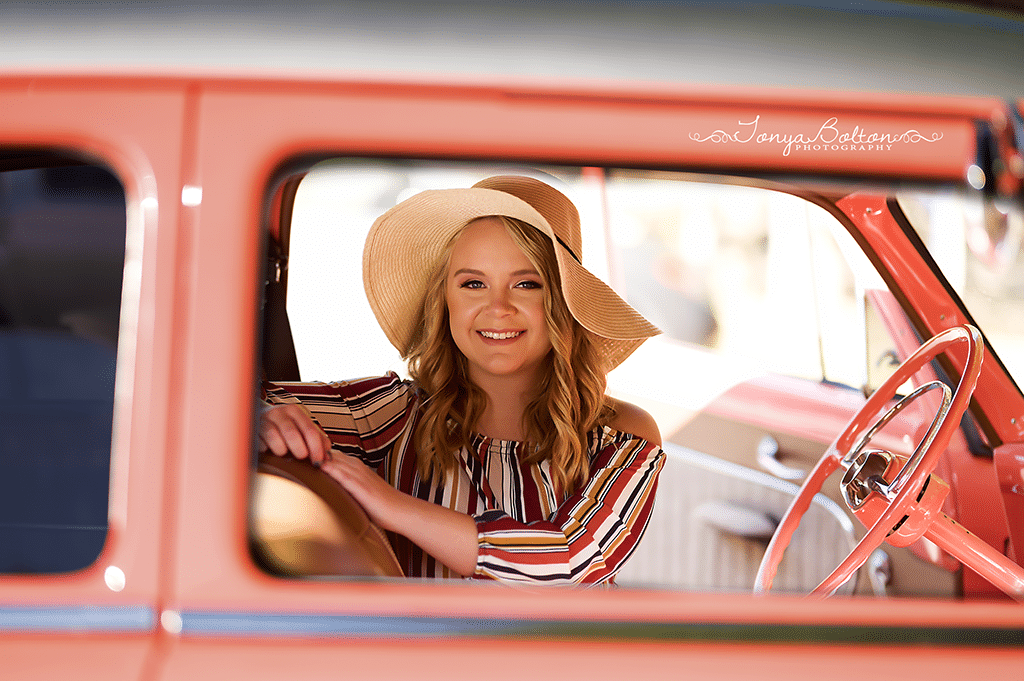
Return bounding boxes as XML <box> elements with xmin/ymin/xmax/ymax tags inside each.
<box><xmin>516</xmin><ymin>280</ymin><xmax>542</xmax><ymax>290</ymax></box>
<box><xmin>460</xmin><ymin>279</ymin><xmax>485</xmax><ymax>289</ymax></box>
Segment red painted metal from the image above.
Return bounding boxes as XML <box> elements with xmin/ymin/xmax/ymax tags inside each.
<box><xmin>2</xmin><ymin>72</ymin><xmax>1024</xmax><ymax>679</ymax></box>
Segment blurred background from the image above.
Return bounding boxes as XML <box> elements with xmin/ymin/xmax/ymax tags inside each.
<box><xmin>2</xmin><ymin>1</ymin><xmax>1023</xmax><ymax>96</ymax></box>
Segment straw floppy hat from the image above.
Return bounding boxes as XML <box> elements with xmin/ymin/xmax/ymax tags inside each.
<box><xmin>362</xmin><ymin>175</ymin><xmax>660</xmax><ymax>370</ymax></box>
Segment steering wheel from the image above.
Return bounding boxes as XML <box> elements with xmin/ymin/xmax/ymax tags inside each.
<box><xmin>754</xmin><ymin>324</ymin><xmax>1007</xmax><ymax>597</ymax></box>
<box><xmin>250</xmin><ymin>452</ymin><xmax>404</xmax><ymax>578</ymax></box>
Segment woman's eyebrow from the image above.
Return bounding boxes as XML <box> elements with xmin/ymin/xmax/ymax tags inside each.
<box><xmin>452</xmin><ymin>268</ymin><xmax>540</xmax><ymax>277</ymax></box>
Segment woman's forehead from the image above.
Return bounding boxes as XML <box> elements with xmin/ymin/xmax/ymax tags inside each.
<box><xmin>449</xmin><ymin>217</ymin><xmax>530</xmax><ymax>264</ymax></box>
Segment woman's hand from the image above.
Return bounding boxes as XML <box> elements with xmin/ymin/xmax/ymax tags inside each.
<box><xmin>320</xmin><ymin>455</ymin><xmax>403</xmax><ymax>530</ymax></box>
<box><xmin>258</xmin><ymin>403</ymin><xmax>334</xmax><ymax>465</ymax></box>
<box><xmin>322</xmin><ymin>455</ymin><xmax>480</xmax><ymax>577</ymax></box>
<box><xmin>261</xmin><ymin>402</ymin><xmax>481</xmax><ymax>577</ymax></box>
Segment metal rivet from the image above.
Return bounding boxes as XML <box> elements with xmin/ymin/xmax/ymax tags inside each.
<box><xmin>967</xmin><ymin>164</ymin><xmax>986</xmax><ymax>190</ymax></box>
<box><xmin>181</xmin><ymin>185</ymin><xmax>203</xmax><ymax>207</ymax></box>
<box><xmin>161</xmin><ymin>610</ymin><xmax>183</xmax><ymax>635</ymax></box>
<box><xmin>104</xmin><ymin>565</ymin><xmax>126</xmax><ymax>592</ymax></box>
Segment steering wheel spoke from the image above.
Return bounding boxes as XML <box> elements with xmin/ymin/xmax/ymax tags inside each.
<box><xmin>755</xmin><ymin>325</ymin><xmax>984</xmax><ymax>597</ymax></box>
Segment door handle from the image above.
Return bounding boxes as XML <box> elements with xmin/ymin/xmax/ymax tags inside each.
<box><xmin>756</xmin><ymin>435</ymin><xmax>806</xmax><ymax>480</ymax></box>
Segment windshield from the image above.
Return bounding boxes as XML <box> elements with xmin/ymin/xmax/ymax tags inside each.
<box><xmin>897</xmin><ymin>190</ymin><xmax>1024</xmax><ymax>392</ymax></box>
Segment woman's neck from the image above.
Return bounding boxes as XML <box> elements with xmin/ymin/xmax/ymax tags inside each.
<box><xmin>470</xmin><ymin>372</ymin><xmax>539</xmax><ymax>441</ymax></box>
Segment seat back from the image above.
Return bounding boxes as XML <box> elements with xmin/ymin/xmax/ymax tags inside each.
<box><xmin>617</xmin><ymin>443</ymin><xmax>858</xmax><ymax>594</ymax></box>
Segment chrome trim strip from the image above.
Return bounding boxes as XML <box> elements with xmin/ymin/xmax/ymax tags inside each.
<box><xmin>179</xmin><ymin>611</ymin><xmax>1024</xmax><ymax>647</ymax></box>
<box><xmin>183</xmin><ymin>612</ymin><xmax>505</xmax><ymax>637</ymax></box>
<box><xmin>0</xmin><ymin>605</ymin><xmax>156</xmax><ymax>632</ymax></box>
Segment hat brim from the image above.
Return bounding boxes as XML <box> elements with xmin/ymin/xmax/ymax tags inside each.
<box><xmin>362</xmin><ymin>186</ymin><xmax>659</xmax><ymax>370</ymax></box>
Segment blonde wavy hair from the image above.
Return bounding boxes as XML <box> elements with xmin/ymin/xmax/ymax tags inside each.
<box><xmin>405</xmin><ymin>216</ymin><xmax>614</xmax><ymax>495</ymax></box>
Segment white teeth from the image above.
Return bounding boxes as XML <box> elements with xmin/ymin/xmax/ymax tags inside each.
<box><xmin>479</xmin><ymin>330</ymin><xmax>522</xmax><ymax>340</ymax></box>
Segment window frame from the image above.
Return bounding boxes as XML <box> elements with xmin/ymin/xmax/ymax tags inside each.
<box><xmin>0</xmin><ymin>77</ymin><xmax>185</xmax><ymax>626</ymax></box>
<box><xmin>167</xmin><ymin>77</ymin><xmax>1024</xmax><ymax>642</ymax></box>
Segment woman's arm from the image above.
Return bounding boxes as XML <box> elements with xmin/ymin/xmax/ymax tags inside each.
<box><xmin>320</xmin><ymin>455</ymin><xmax>479</xmax><ymax>577</ymax></box>
<box><xmin>263</xmin><ymin>375</ymin><xmax>480</xmax><ymax>575</ymax></box>
<box><xmin>473</xmin><ymin>429</ymin><xmax>665</xmax><ymax>585</ymax></box>
<box><xmin>262</xmin><ymin>373</ymin><xmax>412</xmax><ymax>466</ymax></box>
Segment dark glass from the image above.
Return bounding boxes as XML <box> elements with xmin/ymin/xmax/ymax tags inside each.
<box><xmin>0</xmin><ymin>162</ymin><xmax>124</xmax><ymax>573</ymax></box>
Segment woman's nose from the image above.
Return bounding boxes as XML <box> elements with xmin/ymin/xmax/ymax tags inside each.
<box><xmin>487</xmin><ymin>289</ymin><xmax>515</xmax><ymax>315</ymax></box>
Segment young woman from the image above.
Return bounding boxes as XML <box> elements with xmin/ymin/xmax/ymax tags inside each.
<box><xmin>260</xmin><ymin>175</ymin><xmax>665</xmax><ymax>585</ymax></box>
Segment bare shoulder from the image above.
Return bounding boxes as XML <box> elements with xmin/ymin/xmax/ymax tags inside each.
<box><xmin>606</xmin><ymin>398</ymin><xmax>662</xmax><ymax>446</ymax></box>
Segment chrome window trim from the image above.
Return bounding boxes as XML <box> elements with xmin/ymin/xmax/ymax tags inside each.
<box><xmin>0</xmin><ymin>605</ymin><xmax>156</xmax><ymax>633</ymax></box>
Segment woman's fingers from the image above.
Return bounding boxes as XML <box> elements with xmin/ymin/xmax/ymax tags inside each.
<box><xmin>321</xmin><ymin>455</ymin><xmax>396</xmax><ymax>529</ymax></box>
<box><xmin>321</xmin><ymin>456</ymin><xmax>477</xmax><ymax>575</ymax></box>
<box><xmin>259</xmin><ymin>403</ymin><xmax>333</xmax><ymax>464</ymax></box>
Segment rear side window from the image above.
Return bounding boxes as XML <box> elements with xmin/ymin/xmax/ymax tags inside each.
<box><xmin>0</xmin><ymin>160</ymin><xmax>124</xmax><ymax>573</ymax></box>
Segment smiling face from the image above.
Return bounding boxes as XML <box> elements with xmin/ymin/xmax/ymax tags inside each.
<box><xmin>445</xmin><ymin>217</ymin><xmax>554</xmax><ymax>388</ymax></box>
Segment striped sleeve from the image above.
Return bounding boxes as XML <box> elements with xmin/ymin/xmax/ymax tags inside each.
<box><xmin>473</xmin><ymin>430</ymin><xmax>665</xmax><ymax>586</ymax></box>
<box><xmin>263</xmin><ymin>372</ymin><xmax>414</xmax><ymax>465</ymax></box>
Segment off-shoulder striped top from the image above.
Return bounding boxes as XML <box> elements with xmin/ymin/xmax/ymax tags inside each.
<box><xmin>264</xmin><ymin>372</ymin><xmax>665</xmax><ymax>585</ymax></box>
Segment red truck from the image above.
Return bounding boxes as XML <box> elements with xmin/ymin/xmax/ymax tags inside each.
<box><xmin>2</xmin><ymin>2</ymin><xmax>1023</xmax><ymax>679</ymax></box>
